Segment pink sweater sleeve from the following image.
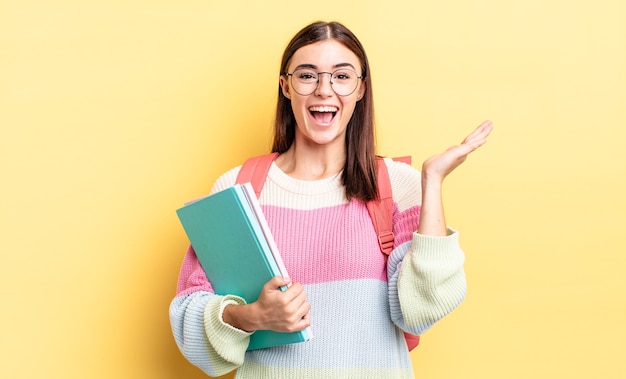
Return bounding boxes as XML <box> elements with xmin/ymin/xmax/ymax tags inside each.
<box><xmin>175</xmin><ymin>245</ymin><xmax>214</xmax><ymax>296</ymax></box>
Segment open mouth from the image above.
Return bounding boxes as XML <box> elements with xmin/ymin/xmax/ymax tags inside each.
<box><xmin>309</xmin><ymin>105</ymin><xmax>338</xmax><ymax>124</ymax></box>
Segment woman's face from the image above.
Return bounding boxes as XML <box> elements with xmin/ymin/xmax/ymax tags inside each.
<box><xmin>280</xmin><ymin>39</ymin><xmax>365</xmax><ymax>151</ymax></box>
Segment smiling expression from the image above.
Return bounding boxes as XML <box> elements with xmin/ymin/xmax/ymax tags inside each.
<box><xmin>280</xmin><ymin>40</ymin><xmax>365</xmax><ymax>151</ymax></box>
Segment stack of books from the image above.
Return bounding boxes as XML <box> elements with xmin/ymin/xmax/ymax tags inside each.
<box><xmin>176</xmin><ymin>183</ymin><xmax>311</xmax><ymax>350</ymax></box>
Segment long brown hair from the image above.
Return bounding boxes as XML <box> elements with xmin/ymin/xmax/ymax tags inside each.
<box><xmin>272</xmin><ymin>21</ymin><xmax>378</xmax><ymax>202</ymax></box>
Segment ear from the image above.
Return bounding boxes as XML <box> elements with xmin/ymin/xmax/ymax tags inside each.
<box><xmin>279</xmin><ymin>75</ymin><xmax>291</xmax><ymax>99</ymax></box>
<box><xmin>356</xmin><ymin>80</ymin><xmax>366</xmax><ymax>101</ymax></box>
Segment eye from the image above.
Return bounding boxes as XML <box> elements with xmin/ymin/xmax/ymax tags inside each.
<box><xmin>295</xmin><ymin>70</ymin><xmax>317</xmax><ymax>82</ymax></box>
<box><xmin>333</xmin><ymin>71</ymin><xmax>353</xmax><ymax>81</ymax></box>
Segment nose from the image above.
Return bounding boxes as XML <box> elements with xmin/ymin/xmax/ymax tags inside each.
<box><xmin>315</xmin><ymin>72</ymin><xmax>334</xmax><ymax>97</ymax></box>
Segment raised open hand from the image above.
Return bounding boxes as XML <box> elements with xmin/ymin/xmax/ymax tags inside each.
<box><xmin>421</xmin><ymin>120</ymin><xmax>493</xmax><ymax>183</ymax></box>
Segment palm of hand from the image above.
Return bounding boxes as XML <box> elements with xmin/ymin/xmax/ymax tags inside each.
<box><xmin>421</xmin><ymin>120</ymin><xmax>493</xmax><ymax>182</ymax></box>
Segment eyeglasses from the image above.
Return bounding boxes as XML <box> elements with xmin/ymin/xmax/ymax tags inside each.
<box><xmin>285</xmin><ymin>68</ymin><xmax>363</xmax><ymax>97</ymax></box>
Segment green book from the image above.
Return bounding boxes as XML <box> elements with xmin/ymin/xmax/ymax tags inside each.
<box><xmin>176</xmin><ymin>183</ymin><xmax>311</xmax><ymax>350</ymax></box>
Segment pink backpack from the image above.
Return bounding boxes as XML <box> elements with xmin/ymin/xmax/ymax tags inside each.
<box><xmin>236</xmin><ymin>153</ymin><xmax>421</xmax><ymax>351</ymax></box>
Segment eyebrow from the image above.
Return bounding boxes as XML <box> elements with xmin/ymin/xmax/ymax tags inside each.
<box><xmin>293</xmin><ymin>62</ymin><xmax>357</xmax><ymax>71</ymax></box>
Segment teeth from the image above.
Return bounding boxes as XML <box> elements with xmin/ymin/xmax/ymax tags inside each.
<box><xmin>309</xmin><ymin>106</ymin><xmax>338</xmax><ymax>113</ymax></box>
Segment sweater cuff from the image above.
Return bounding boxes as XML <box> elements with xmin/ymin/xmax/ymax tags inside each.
<box><xmin>203</xmin><ymin>295</ymin><xmax>252</xmax><ymax>363</ymax></box>
<box><xmin>411</xmin><ymin>228</ymin><xmax>465</xmax><ymax>268</ymax></box>
<box><xmin>413</xmin><ymin>227</ymin><xmax>459</xmax><ymax>250</ymax></box>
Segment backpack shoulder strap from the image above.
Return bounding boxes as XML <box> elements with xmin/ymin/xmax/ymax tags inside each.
<box><xmin>367</xmin><ymin>156</ymin><xmax>420</xmax><ymax>351</ymax></box>
<box><xmin>235</xmin><ymin>152</ymin><xmax>279</xmax><ymax>198</ymax></box>
<box><xmin>366</xmin><ymin>156</ymin><xmax>412</xmax><ymax>256</ymax></box>
<box><xmin>367</xmin><ymin>157</ymin><xmax>395</xmax><ymax>255</ymax></box>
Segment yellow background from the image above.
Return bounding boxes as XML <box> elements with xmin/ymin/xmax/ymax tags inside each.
<box><xmin>1</xmin><ymin>1</ymin><xmax>625</xmax><ymax>378</ymax></box>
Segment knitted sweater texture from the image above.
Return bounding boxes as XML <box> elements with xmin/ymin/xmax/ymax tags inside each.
<box><xmin>170</xmin><ymin>158</ymin><xmax>467</xmax><ymax>378</ymax></box>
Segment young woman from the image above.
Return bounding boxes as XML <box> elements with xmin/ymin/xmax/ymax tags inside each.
<box><xmin>170</xmin><ymin>21</ymin><xmax>493</xmax><ymax>378</ymax></box>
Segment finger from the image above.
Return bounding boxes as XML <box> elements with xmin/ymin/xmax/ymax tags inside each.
<box><xmin>462</xmin><ymin>125</ymin><xmax>493</xmax><ymax>150</ymax></box>
<box><xmin>449</xmin><ymin>136</ymin><xmax>488</xmax><ymax>159</ymax></box>
<box><xmin>280</xmin><ymin>281</ymin><xmax>306</xmax><ymax>302</ymax></box>
<box><xmin>473</xmin><ymin>121</ymin><xmax>493</xmax><ymax>142</ymax></box>
<box><xmin>301</xmin><ymin>312</ymin><xmax>311</xmax><ymax>323</ymax></box>
<box><xmin>464</xmin><ymin>132</ymin><xmax>489</xmax><ymax>148</ymax></box>
<box><xmin>295</xmin><ymin>299</ymin><xmax>311</xmax><ymax>323</ymax></box>
<box><xmin>475</xmin><ymin>120</ymin><xmax>493</xmax><ymax>139</ymax></box>
<box><xmin>284</xmin><ymin>292</ymin><xmax>310</xmax><ymax>330</ymax></box>
<box><xmin>457</xmin><ymin>139</ymin><xmax>487</xmax><ymax>157</ymax></box>
<box><xmin>462</xmin><ymin>120</ymin><xmax>493</xmax><ymax>144</ymax></box>
<box><xmin>291</xmin><ymin>310</ymin><xmax>311</xmax><ymax>331</ymax></box>
<box><xmin>299</xmin><ymin>309</ymin><xmax>311</xmax><ymax>327</ymax></box>
<box><xmin>292</xmin><ymin>286</ymin><xmax>308</xmax><ymax>307</ymax></box>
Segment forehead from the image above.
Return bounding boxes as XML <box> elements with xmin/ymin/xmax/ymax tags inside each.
<box><xmin>288</xmin><ymin>39</ymin><xmax>362</xmax><ymax>72</ymax></box>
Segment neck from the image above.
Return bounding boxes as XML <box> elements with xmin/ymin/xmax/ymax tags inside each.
<box><xmin>276</xmin><ymin>144</ymin><xmax>345</xmax><ymax>180</ymax></box>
